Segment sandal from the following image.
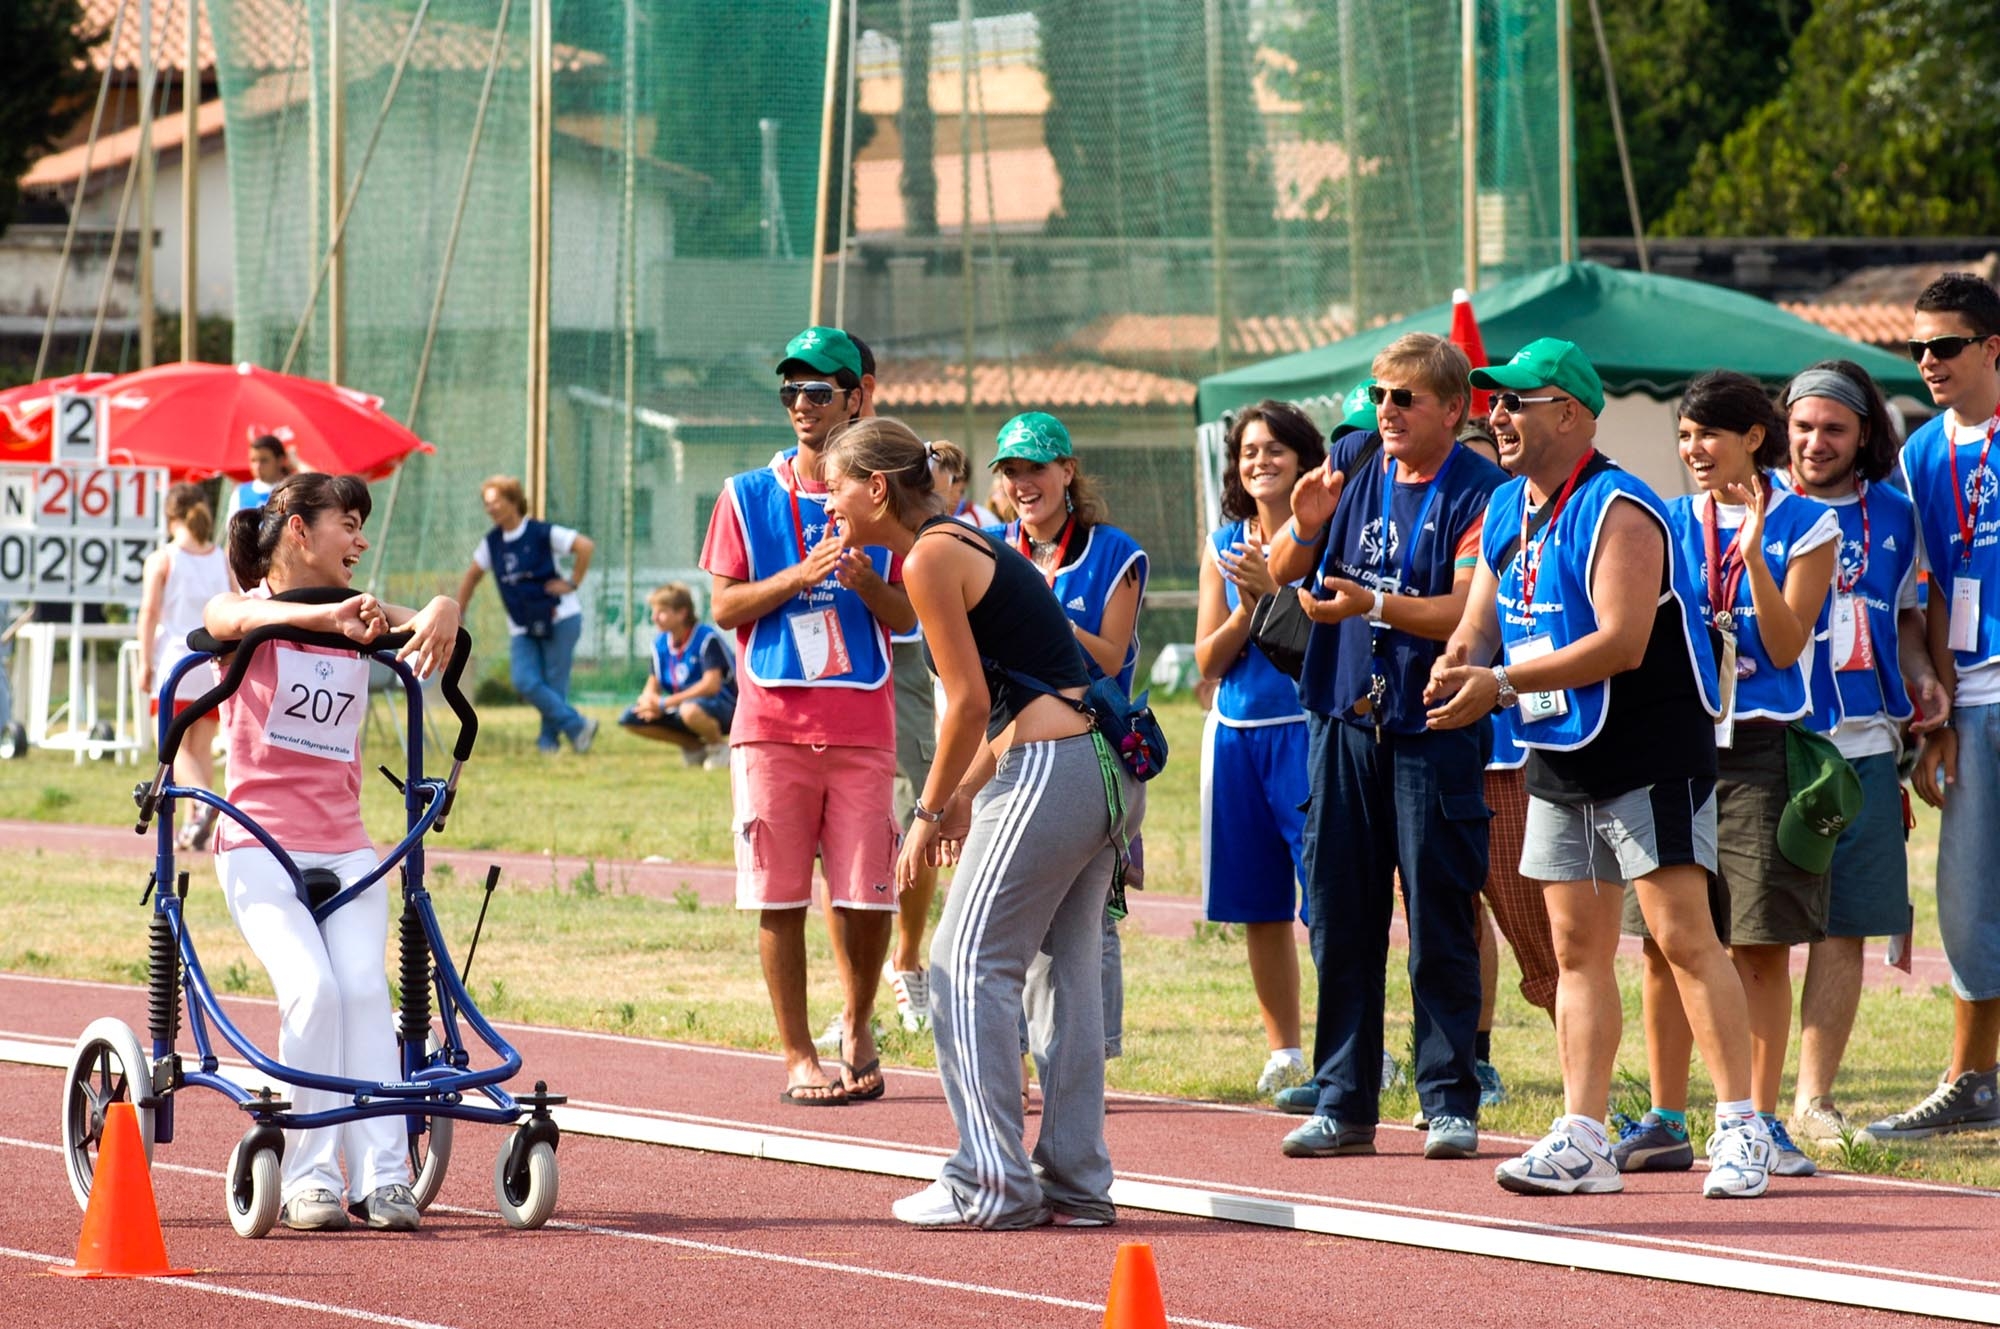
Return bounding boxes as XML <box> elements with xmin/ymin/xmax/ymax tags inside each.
<box><xmin>839</xmin><ymin>1058</ymin><xmax>885</xmax><ymax>1102</ymax></box>
<box><xmin>779</xmin><ymin>1079</ymin><xmax>850</xmax><ymax>1108</ymax></box>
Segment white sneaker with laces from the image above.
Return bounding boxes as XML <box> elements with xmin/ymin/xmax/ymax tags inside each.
<box><xmin>1703</xmin><ymin>1120</ymin><xmax>1774</xmax><ymax>1198</ymax></box>
<box><xmin>813</xmin><ymin>1015</ymin><xmax>846</xmax><ymax>1056</ymax></box>
<box><xmin>885</xmin><ymin>964</ymin><xmax>930</xmax><ymax>1032</ymax></box>
<box><xmin>1495</xmin><ymin>1118</ymin><xmax>1623</xmax><ymax>1195</ymax></box>
<box><xmin>893</xmin><ymin>1181</ymin><xmax>968</xmax><ymax>1227</ymax></box>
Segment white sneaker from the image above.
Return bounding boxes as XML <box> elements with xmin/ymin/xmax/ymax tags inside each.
<box><xmin>1703</xmin><ymin>1120</ymin><xmax>1774</xmax><ymax>1198</ymax></box>
<box><xmin>1495</xmin><ymin>1119</ymin><xmax>1624</xmax><ymax>1195</ymax></box>
<box><xmin>884</xmin><ymin>965</ymin><xmax>930</xmax><ymax>1032</ymax></box>
<box><xmin>1381</xmin><ymin>1050</ymin><xmax>1400</xmax><ymax>1090</ymax></box>
<box><xmin>1257</xmin><ymin>1052</ymin><xmax>1309</xmax><ymax>1097</ymax></box>
<box><xmin>702</xmin><ymin>744</ymin><xmax>730</xmax><ymax>771</ymax></box>
<box><xmin>892</xmin><ymin>1181</ymin><xmax>968</xmax><ymax>1227</ymax></box>
<box><xmin>813</xmin><ymin>1013</ymin><xmax>884</xmax><ymax>1055</ymax></box>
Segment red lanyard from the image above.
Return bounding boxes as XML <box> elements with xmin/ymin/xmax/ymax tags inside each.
<box><xmin>1837</xmin><ymin>482</ymin><xmax>1869</xmax><ymax>593</ymax></box>
<box><xmin>1015</xmin><ymin>516</ymin><xmax>1075</xmax><ymax>588</ymax></box>
<box><xmin>786</xmin><ymin>468</ymin><xmax>829</xmax><ymax>564</ymax></box>
<box><xmin>663</xmin><ymin>630</ymin><xmax>693</xmax><ymax>685</ymax></box>
<box><xmin>954</xmin><ymin>498</ymin><xmax>972</xmax><ymax>519</ymax></box>
<box><xmin>1518</xmin><ymin>449</ymin><xmax>1596</xmax><ymax>605</ymax></box>
<box><xmin>1701</xmin><ymin>478</ymin><xmax>1768</xmax><ymax>617</ymax></box>
<box><xmin>1948</xmin><ymin>415</ymin><xmax>2000</xmax><ymax>563</ymax></box>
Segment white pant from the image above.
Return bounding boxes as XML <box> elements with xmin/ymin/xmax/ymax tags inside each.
<box><xmin>217</xmin><ymin>846</ymin><xmax>407</xmax><ymax>1203</ymax></box>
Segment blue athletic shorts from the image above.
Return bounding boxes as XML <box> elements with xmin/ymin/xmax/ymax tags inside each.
<box><xmin>618</xmin><ymin>693</ymin><xmax>734</xmax><ymax>735</ymax></box>
<box><xmin>1200</xmin><ymin>715</ymin><xmax>1309</xmax><ymax>925</ymax></box>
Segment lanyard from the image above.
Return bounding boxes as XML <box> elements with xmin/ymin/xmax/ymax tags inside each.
<box><xmin>1374</xmin><ymin>444</ymin><xmax>1459</xmax><ymax>594</ymax></box>
<box><xmin>1837</xmin><ymin>482</ymin><xmax>1869</xmax><ymax>593</ymax></box>
<box><xmin>1701</xmin><ymin>478</ymin><xmax>1768</xmax><ymax>619</ymax></box>
<box><xmin>954</xmin><ymin>498</ymin><xmax>972</xmax><ymax>519</ymax></box>
<box><xmin>1014</xmin><ymin>516</ymin><xmax>1076</xmax><ymax>589</ymax></box>
<box><xmin>663</xmin><ymin>630</ymin><xmax>692</xmax><ymax>686</ymax></box>
<box><xmin>1518</xmin><ymin>449</ymin><xmax>1597</xmax><ymax>606</ymax></box>
<box><xmin>1948</xmin><ymin>415</ymin><xmax>2000</xmax><ymax>564</ymax></box>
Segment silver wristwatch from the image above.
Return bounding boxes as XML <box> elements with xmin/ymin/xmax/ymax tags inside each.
<box><xmin>1492</xmin><ymin>665</ymin><xmax>1519</xmax><ymax>709</ymax></box>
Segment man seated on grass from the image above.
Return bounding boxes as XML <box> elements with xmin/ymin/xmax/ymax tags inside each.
<box><xmin>619</xmin><ymin>583</ymin><xmax>735</xmax><ymax>769</ymax></box>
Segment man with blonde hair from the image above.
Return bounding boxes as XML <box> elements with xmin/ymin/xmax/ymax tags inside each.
<box><xmin>1264</xmin><ymin>332</ymin><xmax>1506</xmax><ymax>1161</ymax></box>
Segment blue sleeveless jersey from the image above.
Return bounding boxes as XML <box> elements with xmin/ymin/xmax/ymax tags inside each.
<box><xmin>1483</xmin><ymin>464</ymin><xmax>1721</xmax><ymax>750</ymax></box>
<box><xmin>234</xmin><ymin>479</ymin><xmax>271</xmax><ymax>513</ymax></box>
<box><xmin>1210</xmin><ymin>521</ymin><xmax>1304</xmax><ymax>726</ymax></box>
<box><xmin>1486</xmin><ymin>707</ymin><xmax>1526</xmax><ymax>770</ymax></box>
<box><xmin>1901</xmin><ymin>411</ymin><xmax>2000</xmax><ymax>670</ymax></box>
<box><xmin>484</xmin><ymin>519</ymin><xmax>561</xmax><ymax>629</ymax></box>
<box><xmin>1781</xmin><ymin>480</ymin><xmax>1917</xmax><ymax>731</ymax></box>
<box><xmin>653</xmin><ymin>622</ymin><xmax>737</xmax><ymax>704</ymax></box>
<box><xmin>999</xmin><ymin>520</ymin><xmax>1149</xmax><ymax>695</ymax></box>
<box><xmin>724</xmin><ymin>456</ymin><xmax>893</xmax><ymax>691</ymax></box>
<box><xmin>1667</xmin><ymin>480</ymin><xmax>1839</xmax><ymax>729</ymax></box>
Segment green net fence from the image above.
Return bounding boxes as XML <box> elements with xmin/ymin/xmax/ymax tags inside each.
<box><xmin>210</xmin><ymin>0</ymin><xmax>1563</xmax><ymax>679</ymax></box>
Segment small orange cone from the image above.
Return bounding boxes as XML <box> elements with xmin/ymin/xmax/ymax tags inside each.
<box><xmin>1103</xmin><ymin>1241</ymin><xmax>1167</xmax><ymax>1329</ymax></box>
<box><xmin>49</xmin><ymin>1102</ymin><xmax>194</xmax><ymax>1279</ymax></box>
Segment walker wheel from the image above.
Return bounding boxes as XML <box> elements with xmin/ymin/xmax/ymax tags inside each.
<box><xmin>225</xmin><ymin>1136</ymin><xmax>282</xmax><ymax>1238</ymax></box>
<box><xmin>410</xmin><ymin>1114</ymin><xmax>453</xmax><ymax>1211</ymax></box>
<box><xmin>0</xmin><ymin>722</ymin><xmax>26</xmax><ymax>759</ymax></box>
<box><xmin>493</xmin><ymin>1133</ymin><xmax>558</xmax><ymax>1230</ymax></box>
<box><xmin>60</xmin><ymin>1018</ymin><xmax>157</xmax><ymax>1211</ymax></box>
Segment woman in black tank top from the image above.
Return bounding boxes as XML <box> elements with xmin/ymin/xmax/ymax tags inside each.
<box><xmin>824</xmin><ymin>416</ymin><xmax>1134</xmax><ymax>1230</ymax></box>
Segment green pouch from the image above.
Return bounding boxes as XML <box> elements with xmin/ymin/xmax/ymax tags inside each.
<box><xmin>1090</xmin><ymin>729</ymin><xmax>1132</xmax><ymax>921</ymax></box>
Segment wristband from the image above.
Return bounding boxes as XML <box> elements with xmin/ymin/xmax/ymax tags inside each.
<box><xmin>1288</xmin><ymin>516</ymin><xmax>1323</xmax><ymax>546</ymax></box>
<box><xmin>1367</xmin><ymin>589</ymin><xmax>1385</xmax><ymax>623</ymax></box>
<box><xmin>911</xmin><ymin>800</ymin><xmax>944</xmax><ymax>825</ymax></box>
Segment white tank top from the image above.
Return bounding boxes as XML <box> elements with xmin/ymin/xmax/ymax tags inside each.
<box><xmin>153</xmin><ymin>544</ymin><xmax>229</xmax><ymax>702</ymax></box>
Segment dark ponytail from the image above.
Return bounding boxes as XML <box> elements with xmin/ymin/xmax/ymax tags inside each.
<box><xmin>229</xmin><ymin>473</ymin><xmax>373</xmax><ymax>588</ymax></box>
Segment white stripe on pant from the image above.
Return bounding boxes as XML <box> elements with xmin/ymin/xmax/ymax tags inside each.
<box><xmin>928</xmin><ymin>734</ymin><xmax>1129</xmax><ymax>1228</ymax></box>
<box><xmin>216</xmin><ymin>845</ymin><xmax>409</xmax><ymax>1203</ymax></box>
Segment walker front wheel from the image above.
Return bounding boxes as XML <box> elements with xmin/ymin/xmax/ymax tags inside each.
<box><xmin>410</xmin><ymin>1114</ymin><xmax>453</xmax><ymax>1211</ymax></box>
<box><xmin>493</xmin><ymin>1135</ymin><xmax>558</xmax><ymax>1230</ymax></box>
<box><xmin>60</xmin><ymin>1018</ymin><xmax>156</xmax><ymax>1211</ymax></box>
<box><xmin>225</xmin><ymin>1136</ymin><xmax>282</xmax><ymax>1238</ymax></box>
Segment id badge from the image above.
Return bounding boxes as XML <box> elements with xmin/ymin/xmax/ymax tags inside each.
<box><xmin>263</xmin><ymin>652</ymin><xmax>368</xmax><ymax>763</ymax></box>
<box><xmin>1713</xmin><ymin>630</ymin><xmax>1738</xmax><ymax>749</ymax></box>
<box><xmin>1951</xmin><ymin>577</ymin><xmax>1982</xmax><ymax>654</ymax></box>
<box><xmin>787</xmin><ymin>607</ymin><xmax>852</xmax><ymax>680</ymax></box>
<box><xmin>1504</xmin><ymin>634</ymin><xmax>1568</xmax><ymax>722</ymax></box>
<box><xmin>1830</xmin><ymin>593</ymin><xmax>1875</xmax><ymax>673</ymax></box>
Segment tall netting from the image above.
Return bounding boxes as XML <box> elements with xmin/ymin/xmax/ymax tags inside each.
<box><xmin>211</xmin><ymin>0</ymin><xmax>1560</xmax><ymax>671</ymax></box>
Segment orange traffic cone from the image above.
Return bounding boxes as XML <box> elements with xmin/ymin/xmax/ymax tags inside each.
<box><xmin>1103</xmin><ymin>1241</ymin><xmax>1167</xmax><ymax>1329</ymax></box>
<box><xmin>49</xmin><ymin>1102</ymin><xmax>194</xmax><ymax>1279</ymax></box>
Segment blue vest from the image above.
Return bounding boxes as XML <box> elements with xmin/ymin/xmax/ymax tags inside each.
<box><xmin>999</xmin><ymin>520</ymin><xmax>1149</xmax><ymax>695</ymax></box>
<box><xmin>1487</xmin><ymin>708</ymin><xmax>1526</xmax><ymax>771</ymax></box>
<box><xmin>1301</xmin><ymin>434</ymin><xmax>1505</xmax><ymax>731</ymax></box>
<box><xmin>653</xmin><ymin>622</ymin><xmax>737</xmax><ymax>705</ymax></box>
<box><xmin>725</xmin><ymin>456</ymin><xmax>892</xmax><ymax>691</ymax></box>
<box><xmin>1210</xmin><ymin>520</ymin><xmax>1304</xmax><ymax>725</ymax></box>
<box><xmin>1484</xmin><ymin>462</ymin><xmax>1721</xmax><ymax>750</ymax></box>
<box><xmin>1784</xmin><ymin>481</ymin><xmax>1917</xmax><ymax>731</ymax></box>
<box><xmin>1667</xmin><ymin>481</ymin><xmax>1838</xmax><ymax>729</ymax></box>
<box><xmin>1901</xmin><ymin>411</ymin><xmax>2000</xmax><ymax>670</ymax></box>
<box><xmin>485</xmin><ymin>519</ymin><xmax>561</xmax><ymax>630</ymax></box>
<box><xmin>234</xmin><ymin>479</ymin><xmax>272</xmax><ymax>513</ymax></box>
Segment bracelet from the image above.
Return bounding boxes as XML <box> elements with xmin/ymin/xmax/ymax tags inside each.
<box><xmin>911</xmin><ymin>800</ymin><xmax>944</xmax><ymax>825</ymax></box>
<box><xmin>1288</xmin><ymin>516</ymin><xmax>1323</xmax><ymax>545</ymax></box>
<box><xmin>1367</xmin><ymin>589</ymin><xmax>1385</xmax><ymax>623</ymax></box>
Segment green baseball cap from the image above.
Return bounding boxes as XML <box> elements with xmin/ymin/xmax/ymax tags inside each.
<box><xmin>1776</xmin><ymin>726</ymin><xmax>1864</xmax><ymax>875</ymax></box>
<box><xmin>778</xmin><ymin>325</ymin><xmax>863</xmax><ymax>379</ymax></box>
<box><xmin>1470</xmin><ymin>337</ymin><xmax>1606</xmax><ymax>417</ymax></box>
<box><xmin>1330</xmin><ymin>378</ymin><xmax>1378</xmax><ymax>440</ymax></box>
<box><xmin>990</xmin><ymin>411</ymin><xmax>1073</xmax><ymax>467</ymax></box>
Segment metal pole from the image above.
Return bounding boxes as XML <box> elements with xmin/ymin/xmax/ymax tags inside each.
<box><xmin>1204</xmin><ymin>0</ymin><xmax>1230</xmax><ymax>378</ymax></box>
<box><xmin>807</xmin><ymin>0</ymin><xmax>844</xmax><ymax>324</ymax></box>
<box><xmin>35</xmin><ymin>0</ymin><xmax>130</xmax><ymax>381</ymax></box>
<box><xmin>958</xmin><ymin>0</ymin><xmax>974</xmax><ymax>453</ymax></box>
<box><xmin>1587</xmin><ymin>0</ymin><xmax>1649</xmax><ymax>272</ymax></box>
<box><xmin>138</xmin><ymin>0</ymin><xmax>157</xmax><ymax>369</ymax></box>
<box><xmin>182</xmin><ymin>0</ymin><xmax>200</xmax><ymax>360</ymax></box>
<box><xmin>1338</xmin><ymin>0</ymin><xmax>1362</xmax><ymax>323</ymax></box>
<box><xmin>527</xmin><ymin>0</ymin><xmax>551</xmax><ymax>515</ymax></box>
<box><xmin>326</xmin><ymin>0</ymin><xmax>344</xmax><ymax>382</ymax></box>
<box><xmin>1556</xmin><ymin>0</ymin><xmax>1574</xmax><ymax>264</ymax></box>
<box><xmin>621</xmin><ymin>0</ymin><xmax>638</xmax><ymax>664</ymax></box>
<box><xmin>833</xmin><ymin>0</ymin><xmax>859</xmax><ymax>326</ymax></box>
<box><xmin>1461</xmin><ymin>0</ymin><xmax>1478</xmax><ymax>290</ymax></box>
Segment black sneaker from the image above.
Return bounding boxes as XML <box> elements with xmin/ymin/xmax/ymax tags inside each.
<box><xmin>1610</xmin><ymin>1111</ymin><xmax>1694</xmax><ymax>1172</ymax></box>
<box><xmin>1862</xmin><ymin>1067</ymin><xmax>2000</xmax><ymax>1142</ymax></box>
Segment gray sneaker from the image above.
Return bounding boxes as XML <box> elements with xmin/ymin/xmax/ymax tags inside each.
<box><xmin>1789</xmin><ymin>1097</ymin><xmax>1851</xmax><ymax>1146</ymax></box>
<box><xmin>1281</xmin><ymin>1115</ymin><xmax>1376</xmax><ymax>1157</ymax></box>
<box><xmin>349</xmin><ymin>1182</ymin><xmax>421</xmax><ymax>1231</ymax></box>
<box><xmin>1863</xmin><ymin>1067</ymin><xmax>2000</xmax><ymax>1141</ymax></box>
<box><xmin>572</xmin><ymin>717</ymin><xmax>600</xmax><ymax>754</ymax></box>
<box><xmin>1611</xmin><ymin>1111</ymin><xmax>1694</xmax><ymax>1172</ymax></box>
<box><xmin>281</xmin><ymin>1188</ymin><xmax>351</xmax><ymax>1231</ymax></box>
<box><xmin>1424</xmin><ymin>1114</ymin><xmax>1479</xmax><ymax>1160</ymax></box>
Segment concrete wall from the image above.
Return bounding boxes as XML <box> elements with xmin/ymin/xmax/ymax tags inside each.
<box><xmin>70</xmin><ymin>140</ymin><xmax>235</xmax><ymax>320</ymax></box>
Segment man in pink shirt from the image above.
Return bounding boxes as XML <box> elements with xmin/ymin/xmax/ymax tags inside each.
<box><xmin>701</xmin><ymin>326</ymin><xmax>916</xmax><ymax>1106</ymax></box>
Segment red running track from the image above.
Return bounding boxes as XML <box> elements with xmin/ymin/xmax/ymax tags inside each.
<box><xmin>0</xmin><ymin>973</ymin><xmax>1991</xmax><ymax>1327</ymax></box>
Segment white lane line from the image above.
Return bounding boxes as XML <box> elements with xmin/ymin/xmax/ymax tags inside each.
<box><xmin>0</xmin><ymin>1244</ymin><xmax>471</xmax><ymax>1329</ymax></box>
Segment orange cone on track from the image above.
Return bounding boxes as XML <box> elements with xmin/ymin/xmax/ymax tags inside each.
<box><xmin>49</xmin><ymin>1102</ymin><xmax>194</xmax><ymax>1279</ymax></box>
<box><xmin>1103</xmin><ymin>1241</ymin><xmax>1167</xmax><ymax>1329</ymax></box>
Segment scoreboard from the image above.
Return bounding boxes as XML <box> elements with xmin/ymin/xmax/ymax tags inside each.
<box><xmin>0</xmin><ymin>464</ymin><xmax>167</xmax><ymax>604</ymax></box>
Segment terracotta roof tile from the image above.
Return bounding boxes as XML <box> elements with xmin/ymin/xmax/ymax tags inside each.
<box><xmin>875</xmin><ymin>357</ymin><xmax>1193</xmax><ymax>411</ymax></box>
<box><xmin>24</xmin><ymin>97</ymin><xmax>225</xmax><ymax>192</ymax></box>
<box><xmin>1781</xmin><ymin>302</ymin><xmax>1909</xmax><ymax>350</ymax></box>
<box><xmin>1063</xmin><ymin>312</ymin><xmax>1352</xmax><ymax>366</ymax></box>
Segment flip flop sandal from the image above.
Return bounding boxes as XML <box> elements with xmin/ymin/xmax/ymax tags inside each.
<box><xmin>839</xmin><ymin>1059</ymin><xmax>886</xmax><ymax>1102</ymax></box>
<box><xmin>779</xmin><ymin>1080</ymin><xmax>850</xmax><ymax>1108</ymax></box>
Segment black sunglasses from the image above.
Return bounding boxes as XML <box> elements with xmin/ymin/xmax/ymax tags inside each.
<box><xmin>779</xmin><ymin>381</ymin><xmax>842</xmax><ymax>408</ymax></box>
<box><xmin>1367</xmin><ymin>385</ymin><xmax>1428</xmax><ymax>408</ymax></box>
<box><xmin>1907</xmin><ymin>334</ymin><xmax>1992</xmax><ymax>364</ymax></box>
<box><xmin>1490</xmin><ymin>391</ymin><xmax>1564</xmax><ymax>414</ymax></box>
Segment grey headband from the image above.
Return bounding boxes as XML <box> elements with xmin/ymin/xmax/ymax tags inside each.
<box><xmin>1784</xmin><ymin>368</ymin><xmax>1873</xmax><ymax>419</ymax></box>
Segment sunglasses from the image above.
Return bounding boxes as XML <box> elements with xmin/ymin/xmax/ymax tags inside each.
<box><xmin>1367</xmin><ymin>385</ymin><xmax>1433</xmax><ymax>408</ymax></box>
<box><xmin>1906</xmin><ymin>334</ymin><xmax>1992</xmax><ymax>364</ymax></box>
<box><xmin>779</xmin><ymin>381</ymin><xmax>842</xmax><ymax>408</ymax></box>
<box><xmin>1489</xmin><ymin>391</ymin><xmax>1564</xmax><ymax>414</ymax></box>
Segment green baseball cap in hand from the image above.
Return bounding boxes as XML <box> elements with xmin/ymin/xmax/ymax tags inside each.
<box><xmin>1776</xmin><ymin>726</ymin><xmax>1864</xmax><ymax>875</ymax></box>
<box><xmin>1471</xmin><ymin>337</ymin><xmax>1606</xmax><ymax>416</ymax></box>
<box><xmin>780</xmin><ymin>326</ymin><xmax>863</xmax><ymax>379</ymax></box>
<box><xmin>991</xmin><ymin>411</ymin><xmax>1074</xmax><ymax>467</ymax></box>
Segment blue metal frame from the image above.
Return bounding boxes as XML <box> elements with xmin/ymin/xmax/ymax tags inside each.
<box><xmin>146</xmin><ymin>645</ymin><xmax>526</xmax><ymax>1147</ymax></box>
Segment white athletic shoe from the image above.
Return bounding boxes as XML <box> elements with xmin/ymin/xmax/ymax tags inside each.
<box><xmin>1702</xmin><ymin>1120</ymin><xmax>1775</xmax><ymax>1199</ymax></box>
<box><xmin>1495</xmin><ymin>1118</ymin><xmax>1624</xmax><ymax>1195</ymax></box>
<box><xmin>893</xmin><ymin>1181</ymin><xmax>968</xmax><ymax>1227</ymax></box>
<box><xmin>1257</xmin><ymin>1052</ymin><xmax>1310</xmax><ymax>1097</ymax></box>
<box><xmin>884</xmin><ymin>964</ymin><xmax>930</xmax><ymax>1033</ymax></box>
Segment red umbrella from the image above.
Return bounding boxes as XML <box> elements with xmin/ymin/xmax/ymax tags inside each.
<box><xmin>95</xmin><ymin>361</ymin><xmax>434</xmax><ymax>482</ymax></box>
<box><xmin>1450</xmin><ymin>288</ymin><xmax>1491</xmax><ymax>419</ymax></box>
<box><xmin>0</xmin><ymin>372</ymin><xmax>117</xmax><ymax>463</ymax></box>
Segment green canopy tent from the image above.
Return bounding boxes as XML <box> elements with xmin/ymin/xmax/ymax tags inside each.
<box><xmin>1196</xmin><ymin>261</ymin><xmax>1926</xmax><ymax>421</ymax></box>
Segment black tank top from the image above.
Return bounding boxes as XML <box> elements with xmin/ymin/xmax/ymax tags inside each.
<box><xmin>915</xmin><ymin>515</ymin><xmax>1092</xmax><ymax>738</ymax></box>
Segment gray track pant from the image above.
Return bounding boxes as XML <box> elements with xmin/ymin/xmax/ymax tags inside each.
<box><xmin>929</xmin><ymin>733</ymin><xmax>1132</xmax><ymax>1228</ymax></box>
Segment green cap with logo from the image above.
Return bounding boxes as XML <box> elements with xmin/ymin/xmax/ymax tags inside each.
<box><xmin>990</xmin><ymin>411</ymin><xmax>1074</xmax><ymax>467</ymax></box>
<box><xmin>1470</xmin><ymin>337</ymin><xmax>1606</xmax><ymax>416</ymax></box>
<box><xmin>1776</xmin><ymin>726</ymin><xmax>1865</xmax><ymax>875</ymax></box>
<box><xmin>1330</xmin><ymin>378</ymin><xmax>1378</xmax><ymax>440</ymax></box>
<box><xmin>778</xmin><ymin>326</ymin><xmax>863</xmax><ymax>379</ymax></box>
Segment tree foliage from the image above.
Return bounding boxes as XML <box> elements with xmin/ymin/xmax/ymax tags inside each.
<box><xmin>1661</xmin><ymin>0</ymin><xmax>2000</xmax><ymax>235</ymax></box>
<box><xmin>0</xmin><ymin>0</ymin><xmax>96</xmax><ymax>237</ymax></box>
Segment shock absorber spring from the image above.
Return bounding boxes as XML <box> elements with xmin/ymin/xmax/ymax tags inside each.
<box><xmin>398</xmin><ymin>897</ymin><xmax>432</xmax><ymax>1044</ymax></box>
<box><xmin>147</xmin><ymin>911</ymin><xmax>180</xmax><ymax>1045</ymax></box>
